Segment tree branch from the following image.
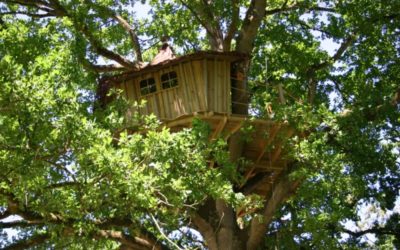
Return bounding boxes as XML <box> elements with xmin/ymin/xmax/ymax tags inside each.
<box><xmin>1</xmin><ymin>182</ymin><xmax>168</xmax><ymax>250</ymax></box>
<box><xmin>191</xmin><ymin>213</ymin><xmax>218</xmax><ymax>250</ymax></box>
<box><xmin>151</xmin><ymin>214</ymin><xmax>183</xmax><ymax>250</ymax></box>
<box><xmin>265</xmin><ymin>2</ymin><xmax>299</xmax><ymax>16</ymax></box>
<box><xmin>81</xmin><ymin>59</ymin><xmax>127</xmax><ymax>73</ymax></box>
<box><xmin>113</xmin><ymin>14</ymin><xmax>143</xmax><ymax>62</ymax></box>
<box><xmin>82</xmin><ymin>0</ymin><xmax>143</xmax><ymax>62</ymax></box>
<box><xmin>179</xmin><ymin>0</ymin><xmax>224</xmax><ymax>51</ymax></box>
<box><xmin>392</xmin><ymin>87</ymin><xmax>400</xmax><ymax>105</ymax></box>
<box><xmin>307</xmin><ymin>34</ymin><xmax>357</xmax><ymax>104</ymax></box>
<box><xmin>76</xmin><ymin>21</ymin><xmax>138</xmax><ymax>69</ymax></box>
<box><xmin>0</xmin><ymin>220</ymin><xmax>43</xmax><ymax>229</ymax></box>
<box><xmin>45</xmin><ymin>181</ymin><xmax>79</xmax><ymax>189</ymax></box>
<box><xmin>96</xmin><ymin>218</ymin><xmax>167</xmax><ymax>250</ymax></box>
<box><xmin>236</xmin><ymin>0</ymin><xmax>266</xmax><ymax>54</ymax></box>
<box><xmin>265</xmin><ymin>3</ymin><xmax>336</xmax><ymax>16</ymax></box>
<box><xmin>3</xmin><ymin>233</ymin><xmax>50</xmax><ymax>250</ymax></box>
<box><xmin>1</xmin><ymin>206</ymin><xmax>168</xmax><ymax>250</ymax></box>
<box><xmin>215</xmin><ymin>199</ymin><xmax>239</xmax><ymax>249</ymax></box>
<box><xmin>179</xmin><ymin>0</ymin><xmax>210</xmax><ymax>34</ymax></box>
<box><xmin>246</xmin><ymin>172</ymin><xmax>302</xmax><ymax>250</ymax></box>
<box><xmin>0</xmin><ymin>11</ymin><xmax>56</xmax><ymax>17</ymax></box>
<box><xmin>2</xmin><ymin>0</ymin><xmax>138</xmax><ymax>69</ymax></box>
<box><xmin>4</xmin><ymin>0</ymin><xmax>54</xmax><ymax>12</ymax></box>
<box><xmin>342</xmin><ymin>227</ymin><xmax>400</xmax><ymax>238</ymax></box>
<box><xmin>0</xmin><ymin>210</ymin><xmax>11</xmax><ymax>220</ymax></box>
<box><xmin>295</xmin><ymin>18</ymin><xmax>336</xmax><ymax>37</ymax></box>
<box><xmin>97</xmin><ymin>229</ymin><xmax>164</xmax><ymax>250</ymax></box>
<box><xmin>223</xmin><ymin>0</ymin><xmax>239</xmax><ymax>51</ymax></box>
<box><xmin>41</xmin><ymin>159</ymin><xmax>77</xmax><ymax>183</ymax></box>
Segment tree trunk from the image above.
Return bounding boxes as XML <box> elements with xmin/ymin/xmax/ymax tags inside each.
<box><xmin>194</xmin><ymin>199</ymin><xmax>247</xmax><ymax>250</ymax></box>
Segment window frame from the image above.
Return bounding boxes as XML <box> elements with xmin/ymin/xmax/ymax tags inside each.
<box><xmin>160</xmin><ymin>71</ymin><xmax>178</xmax><ymax>90</ymax></box>
<box><xmin>139</xmin><ymin>77</ymin><xmax>157</xmax><ymax>96</ymax></box>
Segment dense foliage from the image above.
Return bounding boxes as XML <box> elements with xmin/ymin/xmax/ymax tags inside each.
<box><xmin>0</xmin><ymin>0</ymin><xmax>399</xmax><ymax>249</ymax></box>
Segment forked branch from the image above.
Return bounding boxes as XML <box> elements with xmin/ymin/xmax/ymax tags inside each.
<box><xmin>82</xmin><ymin>0</ymin><xmax>143</xmax><ymax>61</ymax></box>
<box><xmin>246</xmin><ymin>171</ymin><xmax>302</xmax><ymax>250</ymax></box>
<box><xmin>307</xmin><ymin>34</ymin><xmax>357</xmax><ymax>104</ymax></box>
<box><xmin>236</xmin><ymin>0</ymin><xmax>267</xmax><ymax>54</ymax></box>
<box><xmin>179</xmin><ymin>0</ymin><xmax>224</xmax><ymax>51</ymax></box>
<box><xmin>223</xmin><ymin>0</ymin><xmax>240</xmax><ymax>51</ymax></box>
<box><xmin>1</xmin><ymin>0</ymin><xmax>138</xmax><ymax>70</ymax></box>
<box><xmin>265</xmin><ymin>2</ymin><xmax>336</xmax><ymax>16</ymax></box>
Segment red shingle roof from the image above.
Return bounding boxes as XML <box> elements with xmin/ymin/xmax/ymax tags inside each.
<box><xmin>150</xmin><ymin>43</ymin><xmax>176</xmax><ymax>65</ymax></box>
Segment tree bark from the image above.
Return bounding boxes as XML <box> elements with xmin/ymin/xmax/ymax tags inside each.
<box><xmin>246</xmin><ymin>173</ymin><xmax>302</xmax><ymax>250</ymax></box>
<box><xmin>236</xmin><ymin>0</ymin><xmax>266</xmax><ymax>54</ymax></box>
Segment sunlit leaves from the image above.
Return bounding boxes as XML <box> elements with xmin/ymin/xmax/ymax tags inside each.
<box><xmin>1</xmin><ymin>0</ymin><xmax>399</xmax><ymax>248</ymax></box>
<box><xmin>0</xmin><ymin>16</ymin><xmax>240</xmax><ymax>248</ymax></box>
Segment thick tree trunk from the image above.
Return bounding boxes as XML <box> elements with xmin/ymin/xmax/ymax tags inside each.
<box><xmin>192</xmin><ymin>132</ymin><xmax>248</xmax><ymax>249</ymax></box>
<box><xmin>236</xmin><ymin>0</ymin><xmax>266</xmax><ymax>54</ymax></box>
<box><xmin>208</xmin><ymin>30</ymin><xmax>224</xmax><ymax>52</ymax></box>
<box><xmin>246</xmin><ymin>173</ymin><xmax>302</xmax><ymax>250</ymax></box>
<box><xmin>193</xmin><ymin>131</ymin><xmax>302</xmax><ymax>249</ymax></box>
<box><xmin>215</xmin><ymin>199</ymin><xmax>246</xmax><ymax>249</ymax></box>
<box><xmin>193</xmin><ymin>199</ymin><xmax>246</xmax><ymax>250</ymax></box>
<box><xmin>191</xmin><ymin>1</ymin><xmax>299</xmax><ymax>247</ymax></box>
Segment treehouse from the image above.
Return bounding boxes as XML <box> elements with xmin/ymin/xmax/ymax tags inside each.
<box><xmin>100</xmin><ymin>45</ymin><xmax>293</xmax><ymax>198</ymax></box>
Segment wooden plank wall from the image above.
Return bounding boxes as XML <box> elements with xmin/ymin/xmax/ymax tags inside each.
<box><xmin>187</xmin><ymin>60</ymin><xmax>207</xmax><ymax>112</ymax></box>
<box><xmin>115</xmin><ymin>58</ymin><xmax>232</xmax><ymax>121</ymax></box>
<box><xmin>206</xmin><ymin>59</ymin><xmax>231</xmax><ymax>114</ymax></box>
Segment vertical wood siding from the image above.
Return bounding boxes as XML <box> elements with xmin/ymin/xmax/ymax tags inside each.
<box><xmin>115</xmin><ymin>58</ymin><xmax>232</xmax><ymax>121</ymax></box>
<box><xmin>206</xmin><ymin>59</ymin><xmax>230</xmax><ymax>114</ymax></box>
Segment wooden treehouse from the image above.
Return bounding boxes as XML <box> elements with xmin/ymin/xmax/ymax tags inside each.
<box><xmin>100</xmin><ymin>45</ymin><xmax>293</xmax><ymax>198</ymax></box>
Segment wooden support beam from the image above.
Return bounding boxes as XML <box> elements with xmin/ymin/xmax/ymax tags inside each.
<box><xmin>270</xmin><ymin>128</ymin><xmax>295</xmax><ymax>164</ymax></box>
<box><xmin>242</xmin><ymin>167</ymin><xmax>256</xmax><ymax>186</ymax></box>
<box><xmin>164</xmin><ymin>117</ymin><xmax>193</xmax><ymax>128</ymax></box>
<box><xmin>224</xmin><ymin>121</ymin><xmax>243</xmax><ymax>140</ymax></box>
<box><xmin>210</xmin><ymin>115</ymin><xmax>228</xmax><ymax>140</ymax></box>
<box><xmin>255</xmin><ymin>124</ymin><xmax>281</xmax><ymax>163</ymax></box>
<box><xmin>251</xmin><ymin>163</ymin><xmax>284</xmax><ymax>171</ymax></box>
<box><xmin>270</xmin><ymin>144</ymin><xmax>282</xmax><ymax>163</ymax></box>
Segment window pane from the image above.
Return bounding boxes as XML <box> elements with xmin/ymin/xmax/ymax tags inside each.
<box><xmin>140</xmin><ymin>79</ymin><xmax>147</xmax><ymax>88</ymax></box>
<box><xmin>150</xmin><ymin>84</ymin><xmax>157</xmax><ymax>93</ymax></box>
<box><xmin>139</xmin><ymin>78</ymin><xmax>156</xmax><ymax>95</ymax></box>
<box><xmin>161</xmin><ymin>73</ymin><xmax>169</xmax><ymax>82</ymax></box>
<box><xmin>161</xmin><ymin>71</ymin><xmax>178</xmax><ymax>90</ymax></box>
<box><xmin>140</xmin><ymin>87</ymin><xmax>149</xmax><ymax>95</ymax></box>
<box><xmin>171</xmin><ymin>79</ymin><xmax>178</xmax><ymax>87</ymax></box>
<box><xmin>170</xmin><ymin>71</ymin><xmax>177</xmax><ymax>79</ymax></box>
<box><xmin>162</xmin><ymin>82</ymin><xmax>170</xmax><ymax>89</ymax></box>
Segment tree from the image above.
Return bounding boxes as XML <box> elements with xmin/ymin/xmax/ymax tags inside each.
<box><xmin>1</xmin><ymin>0</ymin><xmax>399</xmax><ymax>249</ymax></box>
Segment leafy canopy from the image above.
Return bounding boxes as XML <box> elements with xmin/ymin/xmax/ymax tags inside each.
<box><xmin>0</xmin><ymin>0</ymin><xmax>399</xmax><ymax>249</ymax></box>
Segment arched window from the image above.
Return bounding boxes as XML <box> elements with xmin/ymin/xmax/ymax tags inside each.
<box><xmin>161</xmin><ymin>71</ymin><xmax>178</xmax><ymax>89</ymax></box>
<box><xmin>139</xmin><ymin>77</ymin><xmax>156</xmax><ymax>95</ymax></box>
